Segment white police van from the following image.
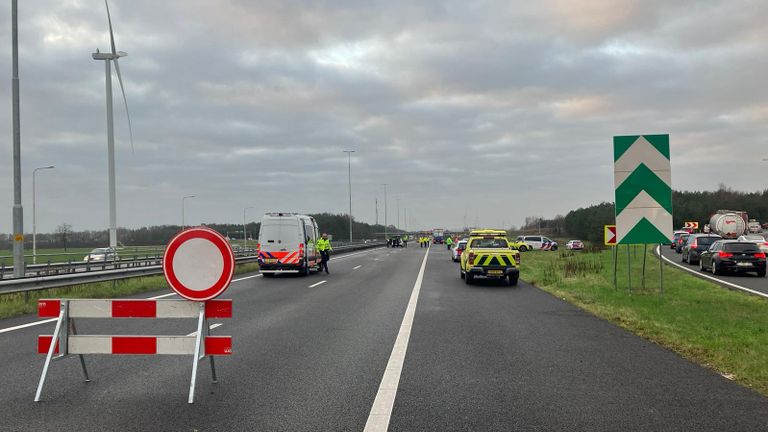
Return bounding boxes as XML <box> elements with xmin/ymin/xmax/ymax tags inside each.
<box><xmin>257</xmin><ymin>212</ymin><xmax>320</xmax><ymax>276</ymax></box>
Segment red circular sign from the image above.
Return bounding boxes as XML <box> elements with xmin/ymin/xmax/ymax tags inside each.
<box><xmin>163</xmin><ymin>227</ymin><xmax>235</xmax><ymax>301</ymax></box>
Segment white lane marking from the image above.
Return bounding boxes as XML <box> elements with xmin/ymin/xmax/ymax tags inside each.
<box><xmin>0</xmin><ymin>249</ymin><xmax>379</xmax><ymax>335</ymax></box>
<box><xmin>309</xmin><ymin>280</ymin><xmax>327</xmax><ymax>288</ymax></box>
<box><xmin>353</xmin><ymin>265</ymin><xmax>362</xmax><ymax>270</ymax></box>
<box><xmin>656</xmin><ymin>246</ymin><xmax>768</xmax><ymax>299</ymax></box>
<box><xmin>364</xmin><ymin>248</ymin><xmax>430</xmax><ymax>432</ymax></box>
<box><xmin>186</xmin><ymin>323</ymin><xmax>223</xmax><ymax>337</ymax></box>
<box><xmin>0</xmin><ymin>318</ymin><xmax>58</xmax><ymax>335</ymax></box>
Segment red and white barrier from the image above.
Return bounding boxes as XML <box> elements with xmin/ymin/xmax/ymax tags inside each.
<box><xmin>35</xmin><ymin>298</ymin><xmax>232</xmax><ymax>403</ymax></box>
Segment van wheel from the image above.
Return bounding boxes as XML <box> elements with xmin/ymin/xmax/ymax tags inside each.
<box><xmin>262</xmin><ymin>272</ymin><xmax>274</xmax><ymax>278</ymax></box>
<box><xmin>550</xmin><ymin>245</ymin><xmax>558</xmax><ymax>252</ymax></box>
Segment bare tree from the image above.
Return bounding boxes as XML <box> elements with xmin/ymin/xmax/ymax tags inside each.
<box><xmin>55</xmin><ymin>223</ymin><xmax>73</xmax><ymax>251</ymax></box>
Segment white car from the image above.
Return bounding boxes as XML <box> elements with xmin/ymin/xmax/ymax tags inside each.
<box><xmin>83</xmin><ymin>247</ymin><xmax>118</xmax><ymax>262</ymax></box>
<box><xmin>737</xmin><ymin>235</ymin><xmax>768</xmax><ymax>253</ymax></box>
<box><xmin>452</xmin><ymin>240</ymin><xmax>468</xmax><ymax>262</ymax></box>
<box><xmin>516</xmin><ymin>235</ymin><xmax>558</xmax><ymax>251</ymax></box>
<box><xmin>566</xmin><ymin>240</ymin><xmax>584</xmax><ymax>250</ymax></box>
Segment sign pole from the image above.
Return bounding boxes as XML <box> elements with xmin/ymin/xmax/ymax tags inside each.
<box><xmin>613</xmin><ymin>245</ymin><xmax>618</xmax><ymax>290</ymax></box>
<box><xmin>659</xmin><ymin>243</ymin><xmax>664</xmax><ymax>297</ymax></box>
<box><xmin>627</xmin><ymin>244</ymin><xmax>632</xmax><ymax>293</ymax></box>
<box><xmin>641</xmin><ymin>244</ymin><xmax>647</xmax><ymax>290</ymax></box>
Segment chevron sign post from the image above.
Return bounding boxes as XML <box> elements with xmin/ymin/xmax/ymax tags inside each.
<box><xmin>614</xmin><ymin>135</ymin><xmax>673</xmax><ymax>245</ymax></box>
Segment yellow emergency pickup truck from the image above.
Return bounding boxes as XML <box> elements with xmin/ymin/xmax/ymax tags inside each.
<box><xmin>460</xmin><ymin>229</ymin><xmax>520</xmax><ymax>286</ymax></box>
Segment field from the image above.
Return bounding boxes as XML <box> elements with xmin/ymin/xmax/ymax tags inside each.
<box><xmin>0</xmin><ymin>246</ymin><xmax>165</xmax><ymax>267</ymax></box>
<box><xmin>521</xmin><ymin>246</ymin><xmax>768</xmax><ymax>396</ymax></box>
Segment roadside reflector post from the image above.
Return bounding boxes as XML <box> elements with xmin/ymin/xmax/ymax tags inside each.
<box><xmin>627</xmin><ymin>244</ymin><xmax>631</xmax><ymax>294</ymax></box>
<box><xmin>641</xmin><ymin>244</ymin><xmax>647</xmax><ymax>290</ymax></box>
<box><xmin>659</xmin><ymin>243</ymin><xmax>664</xmax><ymax>297</ymax></box>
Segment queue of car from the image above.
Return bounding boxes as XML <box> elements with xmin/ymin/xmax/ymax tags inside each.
<box><xmin>672</xmin><ymin>229</ymin><xmax>767</xmax><ymax>277</ymax></box>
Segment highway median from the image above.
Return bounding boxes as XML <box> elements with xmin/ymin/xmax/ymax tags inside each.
<box><xmin>522</xmin><ymin>247</ymin><xmax>768</xmax><ymax>396</ymax></box>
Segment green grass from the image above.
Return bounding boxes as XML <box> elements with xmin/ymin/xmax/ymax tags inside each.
<box><xmin>0</xmin><ymin>262</ymin><xmax>260</xmax><ymax>320</ymax></box>
<box><xmin>0</xmin><ymin>246</ymin><xmax>166</xmax><ymax>267</ymax></box>
<box><xmin>521</xmin><ymin>246</ymin><xmax>768</xmax><ymax>396</ymax></box>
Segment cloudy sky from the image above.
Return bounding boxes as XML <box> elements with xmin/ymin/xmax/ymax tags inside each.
<box><xmin>1</xmin><ymin>0</ymin><xmax>767</xmax><ymax>234</ymax></box>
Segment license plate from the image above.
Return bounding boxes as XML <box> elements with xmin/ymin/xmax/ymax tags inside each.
<box><xmin>263</xmin><ymin>259</ymin><xmax>278</xmax><ymax>264</ymax></box>
<box><xmin>487</xmin><ymin>270</ymin><xmax>504</xmax><ymax>275</ymax></box>
<box><xmin>737</xmin><ymin>262</ymin><xmax>752</xmax><ymax>267</ymax></box>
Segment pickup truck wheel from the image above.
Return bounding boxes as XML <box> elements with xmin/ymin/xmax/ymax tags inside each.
<box><xmin>460</xmin><ymin>267</ymin><xmax>465</xmax><ymax>279</ymax></box>
<box><xmin>508</xmin><ymin>274</ymin><xmax>519</xmax><ymax>286</ymax></box>
<box><xmin>518</xmin><ymin>245</ymin><xmax>527</xmax><ymax>252</ymax></box>
<box><xmin>465</xmin><ymin>272</ymin><xmax>473</xmax><ymax>284</ymax></box>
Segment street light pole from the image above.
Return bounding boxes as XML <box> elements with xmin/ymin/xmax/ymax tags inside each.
<box><xmin>32</xmin><ymin>165</ymin><xmax>55</xmax><ymax>264</ymax></box>
<box><xmin>181</xmin><ymin>195</ymin><xmax>195</xmax><ymax>230</ymax></box>
<box><xmin>343</xmin><ymin>150</ymin><xmax>355</xmax><ymax>242</ymax></box>
<box><xmin>382</xmin><ymin>184</ymin><xmax>388</xmax><ymax>240</ymax></box>
<box><xmin>11</xmin><ymin>0</ymin><xmax>25</xmax><ymax>278</ymax></box>
<box><xmin>243</xmin><ymin>206</ymin><xmax>255</xmax><ymax>248</ymax></box>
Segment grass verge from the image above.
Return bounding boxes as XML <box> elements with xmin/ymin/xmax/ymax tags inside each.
<box><xmin>0</xmin><ymin>262</ymin><xmax>260</xmax><ymax>320</ymax></box>
<box><xmin>522</xmin><ymin>246</ymin><xmax>768</xmax><ymax>396</ymax></box>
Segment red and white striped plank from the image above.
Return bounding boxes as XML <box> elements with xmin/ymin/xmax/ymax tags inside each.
<box><xmin>38</xmin><ymin>335</ymin><xmax>232</xmax><ymax>355</ymax></box>
<box><xmin>38</xmin><ymin>299</ymin><xmax>232</xmax><ymax>319</ymax></box>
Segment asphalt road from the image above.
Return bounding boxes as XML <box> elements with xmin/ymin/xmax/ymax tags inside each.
<box><xmin>1</xmin><ymin>246</ymin><xmax>767</xmax><ymax>431</ymax></box>
<box><xmin>659</xmin><ymin>245</ymin><xmax>768</xmax><ymax>296</ymax></box>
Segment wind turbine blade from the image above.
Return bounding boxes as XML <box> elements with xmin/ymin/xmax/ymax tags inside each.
<box><xmin>113</xmin><ymin>58</ymin><xmax>135</xmax><ymax>154</ymax></box>
<box><xmin>105</xmin><ymin>0</ymin><xmax>117</xmax><ymax>55</ymax></box>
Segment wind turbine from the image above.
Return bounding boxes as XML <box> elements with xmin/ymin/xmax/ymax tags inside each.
<box><xmin>92</xmin><ymin>0</ymin><xmax>133</xmax><ymax>248</ymax></box>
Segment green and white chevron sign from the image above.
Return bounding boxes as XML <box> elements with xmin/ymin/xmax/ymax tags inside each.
<box><xmin>613</xmin><ymin>134</ymin><xmax>673</xmax><ymax>244</ymax></box>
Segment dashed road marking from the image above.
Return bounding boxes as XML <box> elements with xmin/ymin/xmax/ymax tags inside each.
<box><xmin>353</xmin><ymin>265</ymin><xmax>362</xmax><ymax>270</ymax></box>
<box><xmin>309</xmin><ymin>280</ymin><xmax>327</xmax><ymax>288</ymax></box>
<box><xmin>186</xmin><ymin>323</ymin><xmax>223</xmax><ymax>337</ymax></box>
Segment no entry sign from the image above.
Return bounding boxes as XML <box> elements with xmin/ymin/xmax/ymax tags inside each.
<box><xmin>163</xmin><ymin>227</ymin><xmax>235</xmax><ymax>301</ymax></box>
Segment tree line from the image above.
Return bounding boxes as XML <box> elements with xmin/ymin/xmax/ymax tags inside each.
<box><xmin>530</xmin><ymin>186</ymin><xmax>768</xmax><ymax>245</ymax></box>
<box><xmin>1</xmin><ymin>213</ymin><xmax>399</xmax><ymax>251</ymax></box>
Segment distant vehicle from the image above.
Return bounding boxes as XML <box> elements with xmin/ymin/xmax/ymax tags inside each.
<box><xmin>516</xmin><ymin>235</ymin><xmax>558</xmax><ymax>251</ymax></box>
<box><xmin>681</xmin><ymin>234</ymin><xmax>721</xmax><ymax>265</ymax></box>
<box><xmin>699</xmin><ymin>240</ymin><xmax>766</xmax><ymax>277</ymax></box>
<box><xmin>388</xmin><ymin>235</ymin><xmax>403</xmax><ymax>248</ymax></box>
<box><xmin>566</xmin><ymin>240</ymin><xmax>584</xmax><ymax>250</ymax></box>
<box><xmin>510</xmin><ymin>239</ymin><xmax>532</xmax><ymax>252</ymax></box>
<box><xmin>709</xmin><ymin>210</ymin><xmax>747</xmax><ymax>239</ymax></box>
<box><xmin>748</xmin><ymin>219</ymin><xmax>762</xmax><ymax>234</ymax></box>
<box><xmin>737</xmin><ymin>235</ymin><xmax>768</xmax><ymax>254</ymax></box>
<box><xmin>432</xmin><ymin>229</ymin><xmax>445</xmax><ymax>244</ymax></box>
<box><xmin>670</xmin><ymin>231</ymin><xmax>689</xmax><ymax>249</ymax></box>
<box><xmin>674</xmin><ymin>233</ymin><xmax>690</xmax><ymax>253</ymax></box>
<box><xmin>257</xmin><ymin>212</ymin><xmax>320</xmax><ymax>276</ymax></box>
<box><xmin>83</xmin><ymin>247</ymin><xmax>118</xmax><ymax>262</ymax></box>
<box><xmin>452</xmin><ymin>239</ymin><xmax>468</xmax><ymax>262</ymax></box>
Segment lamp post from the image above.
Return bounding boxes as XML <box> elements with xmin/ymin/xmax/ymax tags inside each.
<box><xmin>32</xmin><ymin>165</ymin><xmax>55</xmax><ymax>264</ymax></box>
<box><xmin>181</xmin><ymin>195</ymin><xmax>195</xmax><ymax>229</ymax></box>
<box><xmin>382</xmin><ymin>184</ymin><xmax>388</xmax><ymax>240</ymax></box>
<box><xmin>11</xmin><ymin>0</ymin><xmax>25</xmax><ymax>277</ymax></box>
<box><xmin>343</xmin><ymin>150</ymin><xmax>355</xmax><ymax>242</ymax></box>
<box><xmin>243</xmin><ymin>206</ymin><xmax>255</xmax><ymax>248</ymax></box>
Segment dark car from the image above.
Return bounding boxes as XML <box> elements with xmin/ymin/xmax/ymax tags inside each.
<box><xmin>681</xmin><ymin>234</ymin><xmax>722</xmax><ymax>265</ymax></box>
<box><xmin>699</xmin><ymin>241</ymin><xmax>766</xmax><ymax>277</ymax></box>
<box><xmin>670</xmin><ymin>231</ymin><xmax>688</xmax><ymax>248</ymax></box>
<box><xmin>675</xmin><ymin>233</ymin><xmax>690</xmax><ymax>253</ymax></box>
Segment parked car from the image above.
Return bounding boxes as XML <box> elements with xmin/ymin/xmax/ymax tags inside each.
<box><xmin>516</xmin><ymin>235</ymin><xmax>558</xmax><ymax>251</ymax></box>
<box><xmin>452</xmin><ymin>240</ymin><xmax>468</xmax><ymax>262</ymax></box>
<box><xmin>670</xmin><ymin>231</ymin><xmax>689</xmax><ymax>248</ymax></box>
<box><xmin>699</xmin><ymin>240</ymin><xmax>766</xmax><ymax>277</ymax></box>
<box><xmin>83</xmin><ymin>247</ymin><xmax>118</xmax><ymax>262</ymax></box>
<box><xmin>566</xmin><ymin>240</ymin><xmax>584</xmax><ymax>250</ymax></box>
<box><xmin>681</xmin><ymin>234</ymin><xmax>721</xmax><ymax>265</ymax></box>
<box><xmin>674</xmin><ymin>233</ymin><xmax>690</xmax><ymax>253</ymax></box>
<box><xmin>737</xmin><ymin>234</ymin><xmax>768</xmax><ymax>254</ymax></box>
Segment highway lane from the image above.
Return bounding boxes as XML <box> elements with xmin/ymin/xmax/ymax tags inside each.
<box><xmin>0</xmin><ymin>246</ymin><xmax>407</xmax><ymax>431</ymax></box>
<box><xmin>388</xmin><ymin>247</ymin><xmax>768</xmax><ymax>431</ymax></box>
<box><xmin>659</xmin><ymin>246</ymin><xmax>768</xmax><ymax>296</ymax></box>
<box><xmin>1</xmin><ymin>245</ymin><xmax>768</xmax><ymax>430</ymax></box>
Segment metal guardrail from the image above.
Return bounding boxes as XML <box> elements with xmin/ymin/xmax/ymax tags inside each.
<box><xmin>0</xmin><ymin>242</ymin><xmax>384</xmax><ymax>296</ymax></box>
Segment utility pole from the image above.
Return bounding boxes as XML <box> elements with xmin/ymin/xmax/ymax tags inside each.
<box><xmin>11</xmin><ymin>0</ymin><xmax>25</xmax><ymax>277</ymax></box>
<box><xmin>343</xmin><ymin>150</ymin><xmax>355</xmax><ymax>242</ymax></box>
